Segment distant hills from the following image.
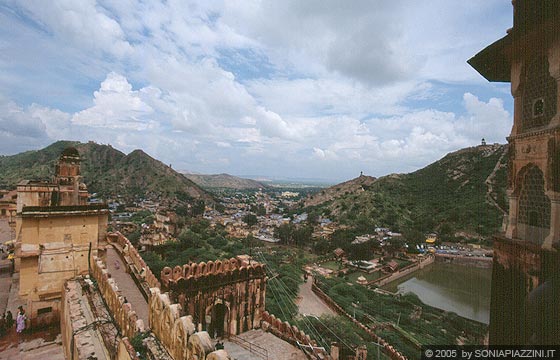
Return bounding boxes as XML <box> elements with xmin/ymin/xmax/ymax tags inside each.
<box><xmin>0</xmin><ymin>141</ymin><xmax>213</xmax><ymax>202</ymax></box>
<box><xmin>182</xmin><ymin>173</ymin><xmax>268</xmax><ymax>190</ymax></box>
<box><xmin>303</xmin><ymin>144</ymin><xmax>508</xmax><ymax>238</ymax></box>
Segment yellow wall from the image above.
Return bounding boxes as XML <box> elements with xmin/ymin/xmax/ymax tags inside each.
<box><xmin>19</xmin><ymin>212</ymin><xmax>108</xmax><ymax>305</ymax></box>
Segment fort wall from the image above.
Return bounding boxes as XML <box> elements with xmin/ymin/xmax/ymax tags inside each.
<box><xmin>311</xmin><ymin>279</ymin><xmax>407</xmax><ymax>360</ymax></box>
<box><xmin>90</xmin><ymin>255</ymin><xmax>146</xmax><ymax>339</ymax></box>
<box><xmin>149</xmin><ymin>287</ymin><xmax>230</xmax><ymax>360</ymax></box>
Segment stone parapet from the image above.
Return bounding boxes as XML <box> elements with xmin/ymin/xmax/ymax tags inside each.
<box><xmin>160</xmin><ymin>256</ymin><xmax>265</xmax><ymax>286</ymax></box>
<box><xmin>260</xmin><ymin>311</ymin><xmax>326</xmax><ymax>359</ymax></box>
<box><xmin>311</xmin><ymin>279</ymin><xmax>407</xmax><ymax>360</ymax></box>
<box><xmin>108</xmin><ymin>232</ymin><xmax>161</xmax><ymax>289</ymax></box>
<box><xmin>91</xmin><ymin>256</ymin><xmax>145</xmax><ymax>339</ymax></box>
<box><xmin>148</xmin><ymin>287</ymin><xmax>230</xmax><ymax>360</ymax></box>
<box><xmin>61</xmin><ymin>279</ymin><xmax>113</xmax><ymax>360</ymax></box>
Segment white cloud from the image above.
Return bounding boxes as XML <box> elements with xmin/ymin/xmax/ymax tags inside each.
<box><xmin>72</xmin><ymin>72</ymin><xmax>156</xmax><ymax>130</ymax></box>
<box><xmin>0</xmin><ymin>97</ymin><xmax>46</xmax><ymax>138</ymax></box>
<box><xmin>459</xmin><ymin>92</ymin><xmax>511</xmax><ymax>143</ymax></box>
<box><xmin>13</xmin><ymin>0</ymin><xmax>132</xmax><ymax>57</ymax></box>
<box><xmin>0</xmin><ymin>1</ymin><xmax>514</xmax><ymax>181</ymax></box>
<box><xmin>28</xmin><ymin>104</ymin><xmax>72</xmax><ymax>139</ymax></box>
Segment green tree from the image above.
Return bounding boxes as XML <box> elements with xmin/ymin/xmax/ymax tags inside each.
<box><xmin>127</xmin><ymin>229</ymin><xmax>141</xmax><ymax>246</ymax></box>
<box><xmin>275</xmin><ymin>223</ymin><xmax>294</xmax><ymax>244</ymax></box>
<box><xmin>292</xmin><ymin>225</ymin><xmax>313</xmax><ymax>247</ymax></box>
<box><xmin>243</xmin><ymin>214</ymin><xmax>258</xmax><ymax>227</ymax></box>
<box><xmin>347</xmin><ymin>240</ymin><xmax>377</xmax><ymax>260</ymax></box>
<box><xmin>192</xmin><ymin>200</ymin><xmax>205</xmax><ymax>216</ymax></box>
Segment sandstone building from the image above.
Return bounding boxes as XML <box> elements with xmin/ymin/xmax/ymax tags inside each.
<box><xmin>15</xmin><ymin>147</ymin><xmax>108</xmax><ymax>326</ymax></box>
<box><xmin>469</xmin><ymin>0</ymin><xmax>560</xmax><ymax>344</ymax></box>
<box><xmin>0</xmin><ymin>189</ymin><xmax>17</xmax><ymax>226</ymax></box>
<box><xmin>159</xmin><ymin>255</ymin><xmax>267</xmax><ymax>338</ymax></box>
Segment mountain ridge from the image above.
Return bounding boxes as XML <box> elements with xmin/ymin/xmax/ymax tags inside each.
<box><xmin>0</xmin><ymin>140</ymin><xmax>213</xmax><ymax>203</ymax></box>
<box><xmin>303</xmin><ymin>144</ymin><xmax>508</xmax><ymax>238</ymax></box>
<box><xmin>182</xmin><ymin>172</ymin><xmax>268</xmax><ymax>190</ymax></box>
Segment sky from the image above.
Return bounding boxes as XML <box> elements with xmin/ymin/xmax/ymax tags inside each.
<box><xmin>0</xmin><ymin>0</ymin><xmax>514</xmax><ymax>182</ymax></box>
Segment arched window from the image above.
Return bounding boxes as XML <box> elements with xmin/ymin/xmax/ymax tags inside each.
<box><xmin>517</xmin><ymin>165</ymin><xmax>550</xmax><ymax>244</ymax></box>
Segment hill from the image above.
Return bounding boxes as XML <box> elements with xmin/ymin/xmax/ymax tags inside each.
<box><xmin>303</xmin><ymin>144</ymin><xmax>509</xmax><ymax>238</ymax></box>
<box><xmin>304</xmin><ymin>174</ymin><xmax>376</xmax><ymax>207</ymax></box>
<box><xmin>0</xmin><ymin>141</ymin><xmax>213</xmax><ymax>202</ymax></box>
<box><xmin>182</xmin><ymin>173</ymin><xmax>268</xmax><ymax>190</ymax></box>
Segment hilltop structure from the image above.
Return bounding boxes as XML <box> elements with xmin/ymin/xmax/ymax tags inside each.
<box><xmin>15</xmin><ymin>147</ymin><xmax>108</xmax><ymax>327</ymax></box>
<box><xmin>469</xmin><ymin>0</ymin><xmax>560</xmax><ymax>344</ymax></box>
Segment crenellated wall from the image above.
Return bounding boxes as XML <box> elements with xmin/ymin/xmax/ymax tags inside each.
<box><xmin>117</xmin><ymin>337</ymin><xmax>140</xmax><ymax>360</ymax></box>
<box><xmin>260</xmin><ymin>311</ymin><xmax>328</xmax><ymax>359</ymax></box>
<box><xmin>91</xmin><ymin>256</ymin><xmax>146</xmax><ymax>339</ymax></box>
<box><xmin>149</xmin><ymin>287</ymin><xmax>230</xmax><ymax>360</ymax></box>
<box><xmin>108</xmin><ymin>232</ymin><xmax>161</xmax><ymax>289</ymax></box>
<box><xmin>311</xmin><ymin>279</ymin><xmax>407</xmax><ymax>360</ymax></box>
<box><xmin>160</xmin><ymin>256</ymin><xmax>267</xmax><ymax>336</ymax></box>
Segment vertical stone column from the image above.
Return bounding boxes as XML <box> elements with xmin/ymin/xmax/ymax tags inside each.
<box><xmin>543</xmin><ymin>191</ymin><xmax>560</xmax><ymax>249</ymax></box>
<box><xmin>548</xmin><ymin>40</ymin><xmax>560</xmax><ymax>128</ymax></box>
<box><xmin>253</xmin><ymin>279</ymin><xmax>262</xmax><ymax>329</ymax></box>
<box><xmin>230</xmin><ymin>286</ymin><xmax>238</xmax><ymax>335</ymax></box>
<box><xmin>355</xmin><ymin>345</ymin><xmax>368</xmax><ymax>360</ymax></box>
<box><xmin>505</xmin><ymin>190</ymin><xmax>519</xmax><ymax>239</ymax></box>
<box><xmin>330</xmin><ymin>343</ymin><xmax>340</xmax><ymax>360</ymax></box>
<box><xmin>510</xmin><ymin>59</ymin><xmax>524</xmax><ymax>136</ymax></box>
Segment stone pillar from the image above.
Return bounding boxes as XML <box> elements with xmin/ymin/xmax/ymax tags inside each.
<box><xmin>355</xmin><ymin>345</ymin><xmax>368</xmax><ymax>360</ymax></box>
<box><xmin>505</xmin><ymin>190</ymin><xmax>519</xmax><ymax>239</ymax></box>
<box><xmin>548</xmin><ymin>40</ymin><xmax>560</xmax><ymax>128</ymax></box>
<box><xmin>230</xmin><ymin>293</ymin><xmax>238</xmax><ymax>335</ymax></box>
<box><xmin>330</xmin><ymin>342</ymin><xmax>340</xmax><ymax>360</ymax></box>
<box><xmin>510</xmin><ymin>59</ymin><xmax>524</xmax><ymax>136</ymax></box>
<box><xmin>543</xmin><ymin>191</ymin><xmax>560</xmax><ymax>249</ymax></box>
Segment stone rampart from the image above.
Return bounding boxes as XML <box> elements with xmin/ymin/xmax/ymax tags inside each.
<box><xmin>91</xmin><ymin>256</ymin><xmax>145</xmax><ymax>339</ymax></box>
<box><xmin>434</xmin><ymin>253</ymin><xmax>492</xmax><ymax>268</ymax></box>
<box><xmin>371</xmin><ymin>255</ymin><xmax>435</xmax><ymax>287</ymax></box>
<box><xmin>311</xmin><ymin>279</ymin><xmax>407</xmax><ymax>360</ymax></box>
<box><xmin>117</xmin><ymin>337</ymin><xmax>140</xmax><ymax>360</ymax></box>
<box><xmin>148</xmin><ymin>287</ymin><xmax>230</xmax><ymax>360</ymax></box>
<box><xmin>260</xmin><ymin>310</ymin><xmax>328</xmax><ymax>359</ymax></box>
<box><xmin>161</xmin><ymin>256</ymin><xmax>267</xmax><ymax>336</ymax></box>
<box><xmin>108</xmin><ymin>232</ymin><xmax>161</xmax><ymax>289</ymax></box>
<box><xmin>160</xmin><ymin>256</ymin><xmax>264</xmax><ymax>286</ymax></box>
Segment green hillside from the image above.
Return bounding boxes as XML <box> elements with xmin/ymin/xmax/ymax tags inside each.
<box><xmin>0</xmin><ymin>140</ymin><xmax>213</xmax><ymax>202</ymax></box>
<box><xmin>304</xmin><ymin>144</ymin><xmax>509</xmax><ymax>239</ymax></box>
<box><xmin>182</xmin><ymin>173</ymin><xmax>268</xmax><ymax>190</ymax></box>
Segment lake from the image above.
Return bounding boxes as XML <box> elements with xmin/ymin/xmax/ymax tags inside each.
<box><xmin>383</xmin><ymin>262</ymin><xmax>492</xmax><ymax>324</ymax></box>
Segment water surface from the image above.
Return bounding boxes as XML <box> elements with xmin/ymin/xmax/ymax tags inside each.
<box><xmin>383</xmin><ymin>262</ymin><xmax>492</xmax><ymax>324</ymax></box>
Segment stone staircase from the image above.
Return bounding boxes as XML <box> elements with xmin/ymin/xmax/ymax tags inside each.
<box><xmin>223</xmin><ymin>329</ymin><xmax>307</xmax><ymax>360</ymax></box>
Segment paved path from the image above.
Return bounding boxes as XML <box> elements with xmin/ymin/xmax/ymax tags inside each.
<box><xmin>0</xmin><ymin>326</ymin><xmax>64</xmax><ymax>360</ymax></box>
<box><xmin>296</xmin><ymin>276</ymin><xmax>335</xmax><ymax>317</ymax></box>
<box><xmin>106</xmin><ymin>247</ymin><xmax>150</xmax><ymax>326</ymax></box>
<box><xmin>224</xmin><ymin>329</ymin><xmax>307</xmax><ymax>360</ymax></box>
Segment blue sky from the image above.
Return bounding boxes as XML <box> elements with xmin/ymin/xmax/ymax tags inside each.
<box><xmin>0</xmin><ymin>0</ymin><xmax>514</xmax><ymax>182</ymax></box>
